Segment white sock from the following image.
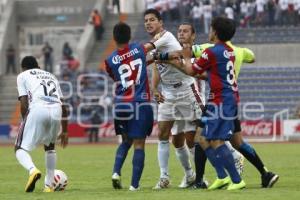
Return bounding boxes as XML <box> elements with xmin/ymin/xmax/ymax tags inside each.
<box><xmin>44</xmin><ymin>150</ymin><xmax>56</xmax><ymax>187</ymax></box>
<box><xmin>158</xmin><ymin>140</ymin><xmax>170</xmax><ymax>178</ymax></box>
<box><xmin>189</xmin><ymin>146</ymin><xmax>195</xmax><ymax>162</ymax></box>
<box><xmin>225</xmin><ymin>141</ymin><xmax>242</xmax><ymax>160</ymax></box>
<box><xmin>16</xmin><ymin>149</ymin><xmax>36</xmax><ymax>174</ymax></box>
<box><xmin>175</xmin><ymin>145</ymin><xmax>193</xmax><ymax>177</ymax></box>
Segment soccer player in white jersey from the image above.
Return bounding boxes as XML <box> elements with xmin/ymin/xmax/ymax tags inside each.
<box><xmin>15</xmin><ymin>56</ymin><xmax>68</xmax><ymax>192</ymax></box>
<box><xmin>144</xmin><ymin>9</ymin><xmax>203</xmax><ymax>189</ymax></box>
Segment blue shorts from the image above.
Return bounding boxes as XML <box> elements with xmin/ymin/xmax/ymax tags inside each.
<box><xmin>202</xmin><ymin>104</ymin><xmax>237</xmax><ymax>141</ymax></box>
<box><xmin>114</xmin><ymin>102</ymin><xmax>153</xmax><ymax>139</ymax></box>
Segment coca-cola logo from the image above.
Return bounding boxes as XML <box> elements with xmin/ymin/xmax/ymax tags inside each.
<box><xmin>241</xmin><ymin>121</ymin><xmax>273</xmax><ymax>136</ymax></box>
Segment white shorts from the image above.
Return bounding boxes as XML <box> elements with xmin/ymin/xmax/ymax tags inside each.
<box><xmin>157</xmin><ymin>82</ymin><xmax>204</xmax><ymax>122</ymax></box>
<box><xmin>171</xmin><ymin>120</ymin><xmax>197</xmax><ymax>135</ymax></box>
<box><xmin>15</xmin><ymin>104</ymin><xmax>62</xmax><ymax>151</ymax></box>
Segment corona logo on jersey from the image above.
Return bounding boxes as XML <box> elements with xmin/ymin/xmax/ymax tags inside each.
<box><xmin>112</xmin><ymin>48</ymin><xmax>140</xmax><ymax>64</ymax></box>
<box><xmin>223</xmin><ymin>50</ymin><xmax>235</xmax><ymax>59</ymax></box>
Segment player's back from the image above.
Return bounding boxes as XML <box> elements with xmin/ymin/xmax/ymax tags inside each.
<box><xmin>17</xmin><ymin>68</ymin><xmax>62</xmax><ymax>109</ymax></box>
<box><xmin>205</xmin><ymin>43</ymin><xmax>239</xmax><ymax>105</ymax></box>
<box><xmin>105</xmin><ymin>42</ymin><xmax>150</xmax><ymax>102</ymax></box>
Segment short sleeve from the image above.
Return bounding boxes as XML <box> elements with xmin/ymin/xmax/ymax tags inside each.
<box><xmin>153</xmin><ymin>32</ymin><xmax>169</xmax><ymax>49</ymax></box>
<box><xmin>56</xmin><ymin>81</ymin><xmax>64</xmax><ymax>99</ymax></box>
<box><xmin>242</xmin><ymin>48</ymin><xmax>255</xmax><ymax>63</ymax></box>
<box><xmin>105</xmin><ymin>60</ymin><xmax>115</xmax><ymax>80</ymax></box>
<box><xmin>17</xmin><ymin>74</ymin><xmax>27</xmax><ymax>98</ymax></box>
<box><xmin>192</xmin><ymin>49</ymin><xmax>211</xmax><ymax>74</ymax></box>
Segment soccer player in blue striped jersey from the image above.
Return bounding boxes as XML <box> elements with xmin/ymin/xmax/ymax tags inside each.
<box><xmin>105</xmin><ymin>22</ymin><xmax>154</xmax><ymax>191</ymax></box>
<box><xmin>192</xmin><ymin>40</ymin><xmax>279</xmax><ymax>189</ymax></box>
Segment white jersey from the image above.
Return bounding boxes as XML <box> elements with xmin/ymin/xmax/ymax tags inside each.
<box><xmin>17</xmin><ymin>69</ymin><xmax>63</xmax><ymax>109</ymax></box>
<box><xmin>153</xmin><ymin>31</ymin><xmax>194</xmax><ymax>98</ymax></box>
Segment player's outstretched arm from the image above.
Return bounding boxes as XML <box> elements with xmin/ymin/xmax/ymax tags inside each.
<box><xmin>58</xmin><ymin>100</ymin><xmax>69</xmax><ymax>148</ymax></box>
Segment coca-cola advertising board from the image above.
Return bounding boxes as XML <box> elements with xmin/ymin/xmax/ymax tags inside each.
<box><xmin>241</xmin><ymin>121</ymin><xmax>281</xmax><ymax>137</ymax></box>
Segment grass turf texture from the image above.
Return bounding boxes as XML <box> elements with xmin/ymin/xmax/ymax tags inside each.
<box><xmin>1</xmin><ymin>143</ymin><xmax>300</xmax><ymax>200</ymax></box>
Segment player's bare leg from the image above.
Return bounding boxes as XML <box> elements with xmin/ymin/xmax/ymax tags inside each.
<box><xmin>153</xmin><ymin>121</ymin><xmax>174</xmax><ymax>189</ymax></box>
<box><xmin>43</xmin><ymin>143</ymin><xmax>56</xmax><ymax>192</ymax></box>
<box><xmin>15</xmin><ymin>146</ymin><xmax>41</xmax><ymax>192</ymax></box>
<box><xmin>230</xmin><ymin>132</ymin><xmax>279</xmax><ymax>188</ymax></box>
<box><xmin>129</xmin><ymin>138</ymin><xmax>146</xmax><ymax>191</ymax></box>
<box><xmin>112</xmin><ymin>134</ymin><xmax>133</xmax><ymax>189</ymax></box>
<box><xmin>172</xmin><ymin>132</ymin><xmax>195</xmax><ymax>188</ymax></box>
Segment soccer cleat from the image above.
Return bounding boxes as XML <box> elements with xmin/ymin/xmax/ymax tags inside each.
<box><xmin>178</xmin><ymin>172</ymin><xmax>196</xmax><ymax>188</ymax></box>
<box><xmin>129</xmin><ymin>185</ymin><xmax>140</xmax><ymax>191</ymax></box>
<box><xmin>153</xmin><ymin>177</ymin><xmax>170</xmax><ymax>189</ymax></box>
<box><xmin>235</xmin><ymin>154</ymin><xmax>245</xmax><ymax>176</ymax></box>
<box><xmin>112</xmin><ymin>173</ymin><xmax>122</xmax><ymax>189</ymax></box>
<box><xmin>25</xmin><ymin>168</ymin><xmax>42</xmax><ymax>192</ymax></box>
<box><xmin>208</xmin><ymin>176</ymin><xmax>231</xmax><ymax>190</ymax></box>
<box><xmin>43</xmin><ymin>185</ymin><xmax>54</xmax><ymax>193</ymax></box>
<box><xmin>261</xmin><ymin>172</ymin><xmax>279</xmax><ymax>188</ymax></box>
<box><xmin>192</xmin><ymin>180</ymin><xmax>208</xmax><ymax>189</ymax></box>
<box><xmin>227</xmin><ymin>180</ymin><xmax>246</xmax><ymax>190</ymax></box>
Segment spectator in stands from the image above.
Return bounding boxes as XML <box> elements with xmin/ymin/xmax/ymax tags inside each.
<box><xmin>203</xmin><ymin>0</ymin><xmax>213</xmax><ymax>34</ymax></box>
<box><xmin>191</xmin><ymin>2</ymin><xmax>203</xmax><ymax>33</ymax></box>
<box><xmin>42</xmin><ymin>42</ymin><xmax>53</xmax><ymax>72</ymax></box>
<box><xmin>6</xmin><ymin>44</ymin><xmax>16</xmax><ymax>74</ymax></box>
<box><xmin>68</xmin><ymin>56</ymin><xmax>80</xmax><ymax>71</ymax></box>
<box><xmin>168</xmin><ymin>0</ymin><xmax>181</xmax><ymax>22</ymax></box>
<box><xmin>225</xmin><ymin>3</ymin><xmax>235</xmax><ymax>20</ymax></box>
<box><xmin>62</xmin><ymin>42</ymin><xmax>73</xmax><ymax>60</ymax></box>
<box><xmin>266</xmin><ymin>0</ymin><xmax>276</xmax><ymax>26</ymax></box>
<box><xmin>88</xmin><ymin>110</ymin><xmax>103</xmax><ymax>143</ymax></box>
<box><xmin>113</xmin><ymin>0</ymin><xmax>120</xmax><ymax>14</ymax></box>
<box><xmin>90</xmin><ymin>9</ymin><xmax>104</xmax><ymax>41</ymax></box>
<box><xmin>296</xmin><ymin>0</ymin><xmax>300</xmax><ymax>25</ymax></box>
<box><xmin>255</xmin><ymin>0</ymin><xmax>266</xmax><ymax>26</ymax></box>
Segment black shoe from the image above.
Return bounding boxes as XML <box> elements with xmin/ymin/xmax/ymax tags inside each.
<box><xmin>192</xmin><ymin>181</ymin><xmax>208</xmax><ymax>189</ymax></box>
<box><xmin>261</xmin><ymin>172</ymin><xmax>279</xmax><ymax>188</ymax></box>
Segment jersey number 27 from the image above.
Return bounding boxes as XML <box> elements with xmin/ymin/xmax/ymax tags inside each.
<box><xmin>118</xmin><ymin>58</ymin><xmax>143</xmax><ymax>88</ymax></box>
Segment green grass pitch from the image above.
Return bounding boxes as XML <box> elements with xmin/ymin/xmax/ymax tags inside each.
<box><xmin>1</xmin><ymin>143</ymin><xmax>300</xmax><ymax>200</ymax></box>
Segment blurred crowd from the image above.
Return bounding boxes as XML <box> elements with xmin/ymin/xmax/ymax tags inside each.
<box><xmin>146</xmin><ymin>0</ymin><xmax>300</xmax><ymax>33</ymax></box>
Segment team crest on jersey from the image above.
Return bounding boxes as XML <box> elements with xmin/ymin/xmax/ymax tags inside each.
<box><xmin>201</xmin><ymin>52</ymin><xmax>208</xmax><ymax>60</ymax></box>
<box><xmin>223</xmin><ymin>50</ymin><xmax>235</xmax><ymax>59</ymax></box>
<box><xmin>157</xmin><ymin>63</ymin><xmax>168</xmax><ymax>74</ymax></box>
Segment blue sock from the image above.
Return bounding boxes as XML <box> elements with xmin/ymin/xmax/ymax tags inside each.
<box><xmin>131</xmin><ymin>149</ymin><xmax>145</xmax><ymax>188</ymax></box>
<box><xmin>205</xmin><ymin>147</ymin><xmax>227</xmax><ymax>179</ymax></box>
<box><xmin>113</xmin><ymin>142</ymin><xmax>131</xmax><ymax>175</ymax></box>
<box><xmin>215</xmin><ymin>144</ymin><xmax>241</xmax><ymax>183</ymax></box>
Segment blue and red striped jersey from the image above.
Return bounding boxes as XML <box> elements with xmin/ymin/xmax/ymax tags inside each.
<box><xmin>192</xmin><ymin>42</ymin><xmax>239</xmax><ymax>105</ymax></box>
<box><xmin>105</xmin><ymin>43</ymin><xmax>151</xmax><ymax>103</ymax></box>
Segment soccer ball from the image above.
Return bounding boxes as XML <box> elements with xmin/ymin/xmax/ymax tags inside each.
<box><xmin>52</xmin><ymin>169</ymin><xmax>68</xmax><ymax>191</ymax></box>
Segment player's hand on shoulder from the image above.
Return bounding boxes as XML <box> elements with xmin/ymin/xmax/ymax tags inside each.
<box><xmin>153</xmin><ymin>89</ymin><xmax>165</xmax><ymax>104</ymax></box>
<box><xmin>57</xmin><ymin>132</ymin><xmax>69</xmax><ymax>148</ymax></box>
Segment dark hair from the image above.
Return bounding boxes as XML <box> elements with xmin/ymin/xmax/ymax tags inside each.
<box><xmin>144</xmin><ymin>8</ymin><xmax>162</xmax><ymax>21</ymax></box>
<box><xmin>179</xmin><ymin>22</ymin><xmax>195</xmax><ymax>34</ymax></box>
<box><xmin>21</xmin><ymin>56</ymin><xmax>39</xmax><ymax>69</ymax></box>
<box><xmin>113</xmin><ymin>22</ymin><xmax>131</xmax><ymax>44</ymax></box>
<box><xmin>211</xmin><ymin>17</ymin><xmax>236</xmax><ymax>42</ymax></box>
